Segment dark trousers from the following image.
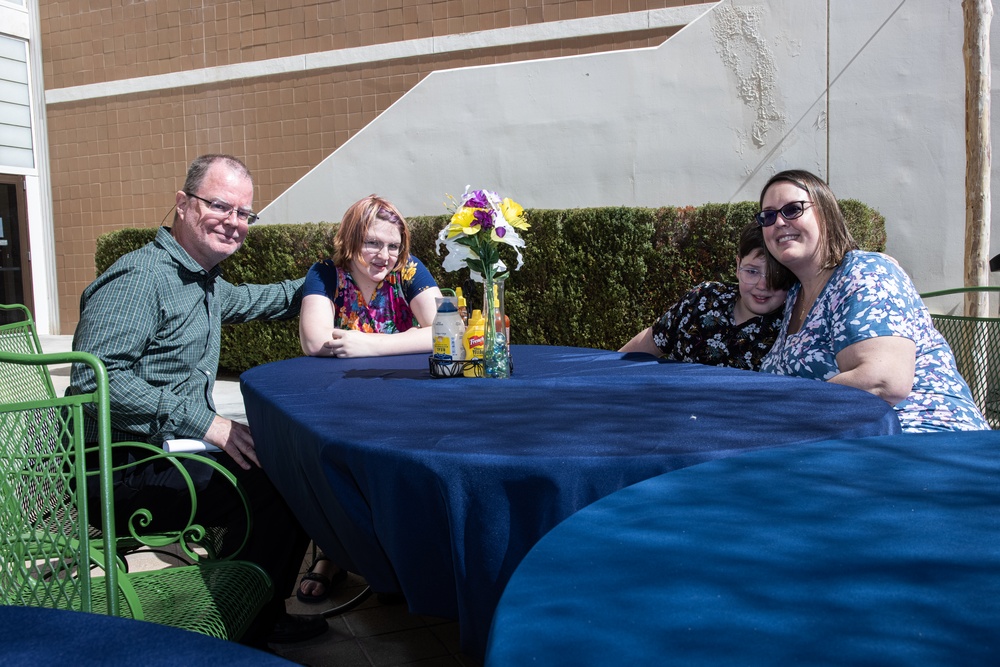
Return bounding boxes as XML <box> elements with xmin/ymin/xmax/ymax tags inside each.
<box><xmin>87</xmin><ymin>446</ymin><xmax>310</xmax><ymax>626</ymax></box>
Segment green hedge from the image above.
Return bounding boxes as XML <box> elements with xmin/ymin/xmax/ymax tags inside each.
<box><xmin>94</xmin><ymin>201</ymin><xmax>885</xmax><ymax>372</ymax></box>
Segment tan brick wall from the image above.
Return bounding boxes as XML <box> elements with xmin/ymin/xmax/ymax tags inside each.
<box><xmin>43</xmin><ymin>0</ymin><xmax>692</xmax><ymax>331</ymax></box>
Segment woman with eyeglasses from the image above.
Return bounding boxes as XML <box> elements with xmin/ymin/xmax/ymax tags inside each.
<box><xmin>297</xmin><ymin>194</ymin><xmax>443</xmax><ymax>603</ymax></box>
<box><xmin>757</xmin><ymin>169</ymin><xmax>987</xmax><ymax>432</ymax></box>
<box><xmin>619</xmin><ymin>222</ymin><xmax>794</xmax><ymax>370</ymax></box>
<box><xmin>299</xmin><ymin>194</ymin><xmax>443</xmax><ymax>359</ymax></box>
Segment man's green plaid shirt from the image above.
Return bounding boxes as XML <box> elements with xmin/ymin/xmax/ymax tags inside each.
<box><xmin>70</xmin><ymin>226</ymin><xmax>304</xmax><ymax>444</ymax></box>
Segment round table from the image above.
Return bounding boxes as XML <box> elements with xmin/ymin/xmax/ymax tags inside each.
<box><xmin>0</xmin><ymin>605</ymin><xmax>294</xmax><ymax>666</ymax></box>
<box><xmin>241</xmin><ymin>345</ymin><xmax>900</xmax><ymax>658</ymax></box>
<box><xmin>485</xmin><ymin>431</ymin><xmax>1000</xmax><ymax>666</ymax></box>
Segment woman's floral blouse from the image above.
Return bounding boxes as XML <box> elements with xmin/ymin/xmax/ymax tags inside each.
<box><xmin>651</xmin><ymin>281</ymin><xmax>783</xmax><ymax>371</ymax></box>
<box><xmin>302</xmin><ymin>255</ymin><xmax>437</xmax><ymax>333</ymax></box>
<box><xmin>760</xmin><ymin>251</ymin><xmax>988</xmax><ymax>432</ymax></box>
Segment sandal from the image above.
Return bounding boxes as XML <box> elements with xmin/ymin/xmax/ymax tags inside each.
<box><xmin>296</xmin><ymin>555</ymin><xmax>348</xmax><ymax>604</ymax></box>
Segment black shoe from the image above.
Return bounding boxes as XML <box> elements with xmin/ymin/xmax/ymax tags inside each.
<box><xmin>264</xmin><ymin>613</ymin><xmax>328</xmax><ymax>644</ymax></box>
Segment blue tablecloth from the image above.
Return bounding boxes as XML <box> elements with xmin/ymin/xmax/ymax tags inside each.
<box><xmin>241</xmin><ymin>345</ymin><xmax>899</xmax><ymax>658</ymax></box>
<box><xmin>0</xmin><ymin>606</ymin><xmax>293</xmax><ymax>666</ymax></box>
<box><xmin>486</xmin><ymin>430</ymin><xmax>1000</xmax><ymax>666</ymax></box>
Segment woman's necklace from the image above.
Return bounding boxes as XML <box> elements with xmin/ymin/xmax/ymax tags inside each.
<box><xmin>788</xmin><ymin>294</ymin><xmax>809</xmax><ymax>335</ymax></box>
<box><xmin>794</xmin><ymin>293</ymin><xmax>811</xmax><ymax>323</ymax></box>
<box><xmin>791</xmin><ymin>269</ymin><xmax>834</xmax><ymax>333</ymax></box>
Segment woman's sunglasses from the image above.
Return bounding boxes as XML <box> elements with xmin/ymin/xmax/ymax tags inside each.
<box><xmin>756</xmin><ymin>201</ymin><xmax>814</xmax><ymax>227</ymax></box>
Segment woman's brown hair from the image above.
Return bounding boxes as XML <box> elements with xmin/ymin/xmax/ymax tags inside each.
<box><xmin>333</xmin><ymin>195</ymin><xmax>411</xmax><ymax>272</ymax></box>
<box><xmin>759</xmin><ymin>170</ymin><xmax>858</xmax><ymax>269</ymax></box>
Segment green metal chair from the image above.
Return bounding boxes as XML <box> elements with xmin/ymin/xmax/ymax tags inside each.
<box><xmin>921</xmin><ymin>286</ymin><xmax>1000</xmax><ymax>429</ymax></box>
<box><xmin>0</xmin><ymin>304</ymin><xmax>233</xmax><ymax>563</ymax></box>
<box><xmin>0</xmin><ymin>303</ymin><xmax>55</xmax><ymax>402</ymax></box>
<box><xmin>0</xmin><ymin>349</ymin><xmax>273</xmax><ymax>640</ymax></box>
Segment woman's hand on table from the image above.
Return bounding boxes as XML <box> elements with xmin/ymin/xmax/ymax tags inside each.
<box><xmin>324</xmin><ymin>328</ymin><xmax>380</xmax><ymax>358</ymax></box>
<box><xmin>204</xmin><ymin>416</ymin><xmax>260</xmax><ymax>470</ymax></box>
<box><xmin>322</xmin><ymin>326</ymin><xmax>434</xmax><ymax>357</ymax></box>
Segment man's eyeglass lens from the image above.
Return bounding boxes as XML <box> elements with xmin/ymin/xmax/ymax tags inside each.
<box><xmin>756</xmin><ymin>201</ymin><xmax>811</xmax><ymax>227</ymax></box>
<box><xmin>186</xmin><ymin>192</ymin><xmax>259</xmax><ymax>224</ymax></box>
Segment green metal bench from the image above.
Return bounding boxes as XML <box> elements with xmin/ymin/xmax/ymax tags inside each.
<box><xmin>921</xmin><ymin>286</ymin><xmax>1000</xmax><ymax>429</ymax></box>
<box><xmin>0</xmin><ymin>349</ymin><xmax>273</xmax><ymax>639</ymax></box>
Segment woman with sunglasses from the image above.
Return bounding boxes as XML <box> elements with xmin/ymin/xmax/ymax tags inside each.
<box><xmin>620</xmin><ymin>222</ymin><xmax>794</xmax><ymax>370</ymax></box>
<box><xmin>757</xmin><ymin>169</ymin><xmax>986</xmax><ymax>432</ymax></box>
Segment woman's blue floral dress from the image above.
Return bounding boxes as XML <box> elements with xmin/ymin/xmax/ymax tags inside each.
<box><xmin>759</xmin><ymin>251</ymin><xmax>988</xmax><ymax>432</ymax></box>
<box><xmin>302</xmin><ymin>255</ymin><xmax>437</xmax><ymax>332</ymax></box>
<box><xmin>651</xmin><ymin>281</ymin><xmax>783</xmax><ymax>371</ymax></box>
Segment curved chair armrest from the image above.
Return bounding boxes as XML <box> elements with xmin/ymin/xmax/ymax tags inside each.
<box><xmin>89</xmin><ymin>441</ymin><xmax>254</xmax><ymax>563</ymax></box>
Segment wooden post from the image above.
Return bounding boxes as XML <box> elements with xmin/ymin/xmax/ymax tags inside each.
<box><xmin>964</xmin><ymin>0</ymin><xmax>992</xmax><ymax>316</ymax></box>
<box><xmin>963</xmin><ymin>0</ymin><xmax>993</xmax><ymax>413</ymax></box>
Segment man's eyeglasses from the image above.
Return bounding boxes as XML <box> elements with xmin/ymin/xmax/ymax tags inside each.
<box><xmin>185</xmin><ymin>192</ymin><xmax>259</xmax><ymax>225</ymax></box>
<box><xmin>737</xmin><ymin>267</ymin><xmax>767</xmax><ymax>286</ymax></box>
<box><xmin>756</xmin><ymin>201</ymin><xmax>813</xmax><ymax>227</ymax></box>
<box><xmin>362</xmin><ymin>239</ymin><xmax>402</xmax><ymax>256</ymax></box>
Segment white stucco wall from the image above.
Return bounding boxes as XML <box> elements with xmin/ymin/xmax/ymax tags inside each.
<box><xmin>827</xmin><ymin>1</ymin><xmax>970</xmax><ymax>294</ymax></box>
<box><xmin>263</xmin><ymin>0</ymin><xmax>996</xmax><ymax>298</ymax></box>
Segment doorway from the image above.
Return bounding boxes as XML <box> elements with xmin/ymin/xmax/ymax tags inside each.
<box><xmin>0</xmin><ymin>174</ymin><xmax>33</xmax><ymax>324</ymax></box>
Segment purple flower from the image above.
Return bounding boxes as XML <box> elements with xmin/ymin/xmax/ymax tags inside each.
<box><xmin>494</xmin><ymin>226</ymin><xmax>506</xmax><ymax>238</ymax></box>
<box><xmin>466</xmin><ymin>190</ymin><xmax>490</xmax><ymax>209</ymax></box>
<box><xmin>473</xmin><ymin>207</ymin><xmax>494</xmax><ymax>229</ymax></box>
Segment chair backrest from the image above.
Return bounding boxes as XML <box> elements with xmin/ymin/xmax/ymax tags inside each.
<box><xmin>0</xmin><ymin>350</ymin><xmax>121</xmax><ymax>616</ymax></box>
<box><xmin>921</xmin><ymin>287</ymin><xmax>1000</xmax><ymax>429</ymax></box>
<box><xmin>0</xmin><ymin>304</ymin><xmax>56</xmax><ymax>403</ymax></box>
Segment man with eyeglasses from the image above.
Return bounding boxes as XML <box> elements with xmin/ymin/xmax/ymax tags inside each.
<box><xmin>69</xmin><ymin>154</ymin><xmax>327</xmax><ymax>648</ymax></box>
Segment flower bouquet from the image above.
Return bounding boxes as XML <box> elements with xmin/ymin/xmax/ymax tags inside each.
<box><xmin>437</xmin><ymin>187</ymin><xmax>529</xmax><ymax>378</ymax></box>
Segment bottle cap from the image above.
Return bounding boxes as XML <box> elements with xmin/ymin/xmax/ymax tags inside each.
<box><xmin>456</xmin><ymin>287</ymin><xmax>467</xmax><ymax>307</ymax></box>
<box><xmin>435</xmin><ymin>295</ymin><xmax>459</xmax><ymax>312</ymax></box>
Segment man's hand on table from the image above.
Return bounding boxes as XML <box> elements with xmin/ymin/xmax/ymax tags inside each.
<box><xmin>204</xmin><ymin>415</ymin><xmax>260</xmax><ymax>470</ymax></box>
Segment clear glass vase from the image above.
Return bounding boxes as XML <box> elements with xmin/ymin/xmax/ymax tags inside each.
<box><xmin>482</xmin><ymin>274</ymin><xmax>510</xmax><ymax>379</ymax></box>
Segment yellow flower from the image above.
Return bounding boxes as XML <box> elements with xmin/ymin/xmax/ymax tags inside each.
<box><xmin>501</xmin><ymin>198</ymin><xmax>529</xmax><ymax>230</ymax></box>
<box><xmin>401</xmin><ymin>261</ymin><xmax>417</xmax><ymax>283</ymax></box>
<box><xmin>437</xmin><ymin>188</ymin><xmax>530</xmax><ymax>279</ymax></box>
<box><xmin>450</xmin><ymin>207</ymin><xmax>479</xmax><ymax>236</ymax></box>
